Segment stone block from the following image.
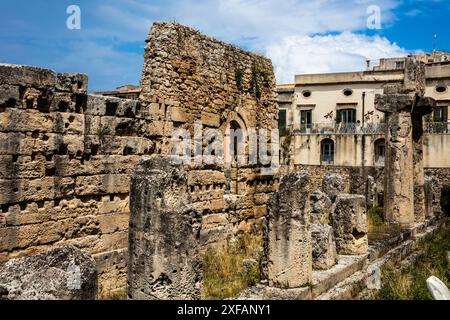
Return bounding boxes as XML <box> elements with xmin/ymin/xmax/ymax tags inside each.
<box><xmin>171</xmin><ymin>106</ymin><xmax>189</xmax><ymax>123</ymax></box>
<box><xmin>0</xmin><ymin>64</ymin><xmax>55</xmax><ymax>89</ymax></box>
<box><xmin>56</xmin><ymin>73</ymin><xmax>88</xmax><ymax>94</ymax></box>
<box><xmin>265</xmin><ymin>172</ymin><xmax>312</xmax><ymax>288</ymax></box>
<box><xmin>331</xmin><ymin>194</ymin><xmax>368</xmax><ymax>255</ymax></box>
<box><xmin>187</xmin><ymin>170</ymin><xmax>226</xmax><ymax>186</ymax></box>
<box><xmin>0</xmin><ymin>85</ymin><xmax>21</xmax><ymax>107</ymax></box>
<box><xmin>322</xmin><ymin>173</ymin><xmax>344</xmax><ymax>202</ymax></box>
<box><xmin>75</xmin><ymin>174</ymin><xmax>130</xmax><ymax>196</ymax></box>
<box><xmin>128</xmin><ymin>155</ymin><xmax>202</xmax><ymax>300</ymax></box>
<box><xmin>310</xmin><ymin>191</ymin><xmax>332</xmax><ymax>224</ymax></box>
<box><xmin>0</xmin><ymin>246</ymin><xmax>97</xmax><ymax>300</ymax></box>
<box><xmin>311</xmin><ymin>224</ymin><xmax>338</xmax><ymax>270</ymax></box>
<box><xmin>201</xmin><ymin>111</ymin><xmax>220</xmax><ymax>128</ymax></box>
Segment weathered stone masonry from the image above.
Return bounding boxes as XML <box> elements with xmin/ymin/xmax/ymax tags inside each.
<box><xmin>0</xmin><ymin>22</ymin><xmax>279</xmax><ymax>296</ymax></box>
<box><xmin>140</xmin><ymin>23</ymin><xmax>279</xmax><ymax>247</ymax></box>
<box><xmin>0</xmin><ymin>64</ymin><xmax>154</xmax><ymax>296</ymax></box>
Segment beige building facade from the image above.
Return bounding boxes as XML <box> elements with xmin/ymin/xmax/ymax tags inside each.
<box><xmin>278</xmin><ymin>54</ymin><xmax>450</xmax><ymax>168</ymax></box>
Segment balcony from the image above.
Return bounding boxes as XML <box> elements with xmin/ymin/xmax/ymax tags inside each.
<box><xmin>291</xmin><ymin>122</ymin><xmax>386</xmax><ymax>135</ymax></box>
<box><xmin>424</xmin><ymin>122</ymin><xmax>450</xmax><ymax>134</ymax></box>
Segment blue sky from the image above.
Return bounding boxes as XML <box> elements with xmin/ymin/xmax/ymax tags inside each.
<box><xmin>0</xmin><ymin>0</ymin><xmax>449</xmax><ymax>91</ymax></box>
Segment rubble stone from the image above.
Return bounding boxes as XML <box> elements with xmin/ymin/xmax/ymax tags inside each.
<box><xmin>331</xmin><ymin>194</ymin><xmax>368</xmax><ymax>255</ymax></box>
<box><xmin>311</xmin><ymin>223</ymin><xmax>338</xmax><ymax>270</ymax></box>
<box><xmin>0</xmin><ymin>246</ymin><xmax>97</xmax><ymax>300</ymax></box>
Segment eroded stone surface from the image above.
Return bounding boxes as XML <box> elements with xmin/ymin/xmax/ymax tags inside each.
<box><xmin>322</xmin><ymin>173</ymin><xmax>344</xmax><ymax>202</ymax></box>
<box><xmin>0</xmin><ymin>246</ymin><xmax>97</xmax><ymax>300</ymax></box>
<box><xmin>311</xmin><ymin>224</ymin><xmax>338</xmax><ymax>270</ymax></box>
<box><xmin>332</xmin><ymin>194</ymin><xmax>368</xmax><ymax>255</ymax></box>
<box><xmin>375</xmin><ymin>58</ymin><xmax>435</xmax><ymax>229</ymax></box>
<box><xmin>128</xmin><ymin>155</ymin><xmax>202</xmax><ymax>300</ymax></box>
<box><xmin>264</xmin><ymin>172</ymin><xmax>312</xmax><ymax>288</ymax></box>
<box><xmin>310</xmin><ymin>191</ymin><xmax>332</xmax><ymax>224</ymax></box>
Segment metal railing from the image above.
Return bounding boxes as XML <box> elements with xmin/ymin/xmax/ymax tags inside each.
<box><xmin>292</xmin><ymin>122</ymin><xmax>386</xmax><ymax>135</ymax></box>
<box><xmin>425</xmin><ymin>122</ymin><xmax>450</xmax><ymax>134</ymax></box>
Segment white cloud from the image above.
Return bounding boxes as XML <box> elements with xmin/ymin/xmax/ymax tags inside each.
<box><xmin>0</xmin><ymin>0</ymin><xmax>413</xmax><ymax>90</ymax></box>
<box><xmin>267</xmin><ymin>32</ymin><xmax>409</xmax><ymax>84</ymax></box>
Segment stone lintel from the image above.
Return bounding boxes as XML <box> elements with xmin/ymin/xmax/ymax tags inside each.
<box><xmin>375</xmin><ymin>93</ymin><xmax>416</xmax><ymax>114</ymax></box>
<box><xmin>413</xmin><ymin>96</ymin><xmax>436</xmax><ymax>116</ymax></box>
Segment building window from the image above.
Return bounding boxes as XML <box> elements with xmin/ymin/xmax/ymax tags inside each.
<box><xmin>343</xmin><ymin>89</ymin><xmax>353</xmax><ymax>97</ymax></box>
<box><xmin>396</xmin><ymin>61</ymin><xmax>405</xmax><ymax>70</ymax></box>
<box><xmin>434</xmin><ymin>106</ymin><xmax>448</xmax><ymax>122</ymax></box>
<box><xmin>278</xmin><ymin>109</ymin><xmax>287</xmax><ymax>135</ymax></box>
<box><xmin>302</xmin><ymin>90</ymin><xmax>312</xmax><ymax>98</ymax></box>
<box><xmin>435</xmin><ymin>85</ymin><xmax>448</xmax><ymax>94</ymax></box>
<box><xmin>374</xmin><ymin>139</ymin><xmax>386</xmax><ymax>165</ymax></box>
<box><xmin>336</xmin><ymin>108</ymin><xmax>356</xmax><ymax>124</ymax></box>
<box><xmin>300</xmin><ymin>110</ymin><xmax>312</xmax><ymax>133</ymax></box>
<box><xmin>321</xmin><ymin>139</ymin><xmax>335</xmax><ymax>165</ymax></box>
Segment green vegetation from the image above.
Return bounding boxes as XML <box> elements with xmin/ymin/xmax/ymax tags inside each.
<box><xmin>250</xmin><ymin>62</ymin><xmax>261</xmax><ymax>100</ymax></box>
<box><xmin>234</xmin><ymin>67</ymin><xmax>244</xmax><ymax>91</ymax></box>
<box><xmin>373</xmin><ymin>223</ymin><xmax>450</xmax><ymax>300</ymax></box>
<box><xmin>441</xmin><ymin>184</ymin><xmax>450</xmax><ymax>217</ymax></box>
<box><xmin>202</xmin><ymin>234</ymin><xmax>262</xmax><ymax>300</ymax></box>
<box><xmin>367</xmin><ymin>206</ymin><xmax>387</xmax><ymax>234</ymax></box>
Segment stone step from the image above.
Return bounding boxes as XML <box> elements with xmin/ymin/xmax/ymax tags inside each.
<box><xmin>315</xmin><ymin>270</ymin><xmax>367</xmax><ymax>300</ymax></box>
<box><xmin>311</xmin><ymin>254</ymin><xmax>367</xmax><ymax>299</ymax></box>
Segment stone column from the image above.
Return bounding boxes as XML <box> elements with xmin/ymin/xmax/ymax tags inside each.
<box><xmin>128</xmin><ymin>155</ymin><xmax>202</xmax><ymax>300</ymax></box>
<box><xmin>412</xmin><ymin>97</ymin><xmax>436</xmax><ymax>223</ymax></box>
<box><xmin>375</xmin><ymin>58</ymin><xmax>435</xmax><ymax>229</ymax></box>
<box><xmin>331</xmin><ymin>194</ymin><xmax>368</xmax><ymax>255</ymax></box>
<box><xmin>265</xmin><ymin>172</ymin><xmax>312</xmax><ymax>288</ymax></box>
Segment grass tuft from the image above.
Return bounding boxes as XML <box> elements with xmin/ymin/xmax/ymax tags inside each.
<box><xmin>202</xmin><ymin>234</ymin><xmax>262</xmax><ymax>300</ymax></box>
<box><xmin>373</xmin><ymin>223</ymin><xmax>450</xmax><ymax>300</ymax></box>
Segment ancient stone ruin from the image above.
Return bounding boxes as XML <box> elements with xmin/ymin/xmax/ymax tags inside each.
<box><xmin>375</xmin><ymin>58</ymin><xmax>436</xmax><ymax>228</ymax></box>
<box><xmin>0</xmin><ymin>22</ymin><xmax>448</xmax><ymax>301</ymax></box>
<box><xmin>0</xmin><ymin>246</ymin><xmax>97</xmax><ymax>300</ymax></box>
<box><xmin>128</xmin><ymin>155</ymin><xmax>202</xmax><ymax>300</ymax></box>
<box><xmin>264</xmin><ymin>172</ymin><xmax>312</xmax><ymax>288</ymax></box>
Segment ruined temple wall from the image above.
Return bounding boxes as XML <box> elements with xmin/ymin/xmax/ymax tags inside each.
<box><xmin>281</xmin><ymin>164</ymin><xmax>450</xmax><ymax>210</ymax></box>
<box><xmin>0</xmin><ymin>64</ymin><xmax>158</xmax><ymax>296</ymax></box>
<box><xmin>140</xmin><ymin>23</ymin><xmax>279</xmax><ymax>246</ymax></box>
<box><xmin>281</xmin><ymin>165</ymin><xmax>384</xmax><ymax>195</ymax></box>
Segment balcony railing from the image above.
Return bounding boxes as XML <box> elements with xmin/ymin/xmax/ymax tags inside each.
<box><xmin>424</xmin><ymin>122</ymin><xmax>450</xmax><ymax>134</ymax></box>
<box><xmin>287</xmin><ymin>121</ymin><xmax>450</xmax><ymax>135</ymax></box>
<box><xmin>292</xmin><ymin>122</ymin><xmax>386</xmax><ymax>135</ymax></box>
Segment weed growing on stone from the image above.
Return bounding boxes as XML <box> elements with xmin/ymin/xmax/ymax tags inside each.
<box><xmin>202</xmin><ymin>234</ymin><xmax>262</xmax><ymax>299</ymax></box>
<box><xmin>374</xmin><ymin>223</ymin><xmax>450</xmax><ymax>300</ymax></box>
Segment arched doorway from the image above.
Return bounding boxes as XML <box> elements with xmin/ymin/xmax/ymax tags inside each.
<box><xmin>321</xmin><ymin>138</ymin><xmax>335</xmax><ymax>165</ymax></box>
<box><xmin>374</xmin><ymin>138</ymin><xmax>386</xmax><ymax>166</ymax></box>
<box><xmin>223</xmin><ymin>115</ymin><xmax>247</xmax><ymax>195</ymax></box>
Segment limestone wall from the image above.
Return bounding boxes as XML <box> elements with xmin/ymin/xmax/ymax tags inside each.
<box><xmin>140</xmin><ymin>23</ymin><xmax>279</xmax><ymax>247</ymax></box>
<box><xmin>0</xmin><ymin>64</ymin><xmax>155</xmax><ymax>297</ymax></box>
<box><xmin>282</xmin><ymin>164</ymin><xmax>450</xmax><ymax>211</ymax></box>
<box><xmin>0</xmin><ymin>23</ymin><xmax>280</xmax><ymax>296</ymax></box>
